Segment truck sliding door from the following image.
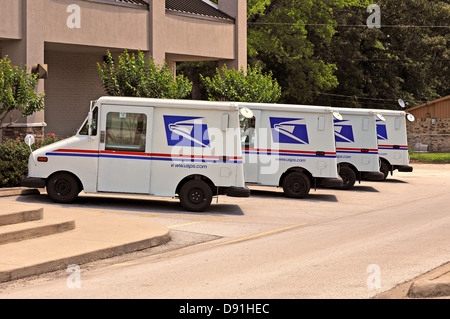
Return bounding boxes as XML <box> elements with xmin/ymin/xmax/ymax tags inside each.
<box><xmin>241</xmin><ymin>110</ymin><xmax>261</xmax><ymax>183</ymax></box>
<box><xmin>97</xmin><ymin>105</ymin><xmax>154</xmax><ymax>194</ymax></box>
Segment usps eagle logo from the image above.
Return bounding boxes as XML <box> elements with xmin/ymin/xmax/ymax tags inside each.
<box><xmin>164</xmin><ymin>115</ymin><xmax>210</xmax><ymax>148</ymax></box>
<box><xmin>334</xmin><ymin>119</ymin><xmax>355</xmax><ymax>143</ymax></box>
<box><xmin>269</xmin><ymin>117</ymin><xmax>309</xmax><ymax>145</ymax></box>
<box><xmin>376</xmin><ymin>120</ymin><xmax>388</xmax><ymax>141</ymax></box>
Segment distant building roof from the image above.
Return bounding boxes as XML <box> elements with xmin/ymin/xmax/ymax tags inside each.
<box><xmin>406</xmin><ymin>95</ymin><xmax>450</xmax><ymax>118</ymax></box>
<box><xmin>166</xmin><ymin>0</ymin><xmax>234</xmax><ymax>21</ymax></box>
<box><xmin>90</xmin><ymin>0</ymin><xmax>149</xmax><ymax>9</ymax></box>
<box><xmin>407</xmin><ymin>95</ymin><xmax>450</xmax><ymax>112</ymax></box>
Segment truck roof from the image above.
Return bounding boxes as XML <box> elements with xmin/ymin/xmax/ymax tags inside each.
<box><xmin>366</xmin><ymin>109</ymin><xmax>406</xmax><ymax>116</ymax></box>
<box><xmin>331</xmin><ymin>107</ymin><xmax>379</xmax><ymax>115</ymax></box>
<box><xmin>96</xmin><ymin>96</ymin><xmax>240</xmax><ymax>111</ymax></box>
<box><xmin>237</xmin><ymin>102</ymin><xmax>335</xmax><ymax>114</ymax></box>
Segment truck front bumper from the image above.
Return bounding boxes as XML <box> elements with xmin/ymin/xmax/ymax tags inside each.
<box><xmin>396</xmin><ymin>165</ymin><xmax>413</xmax><ymax>172</ymax></box>
<box><xmin>21</xmin><ymin>177</ymin><xmax>46</xmax><ymax>188</ymax></box>
<box><xmin>317</xmin><ymin>176</ymin><xmax>343</xmax><ymax>188</ymax></box>
<box><xmin>362</xmin><ymin>171</ymin><xmax>386</xmax><ymax>181</ymax></box>
<box><xmin>226</xmin><ymin>186</ymin><xmax>251</xmax><ymax>198</ymax></box>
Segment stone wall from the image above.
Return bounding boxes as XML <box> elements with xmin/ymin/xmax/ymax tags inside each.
<box><xmin>1</xmin><ymin>125</ymin><xmax>45</xmax><ymax>143</ymax></box>
<box><xmin>407</xmin><ymin>118</ymin><xmax>450</xmax><ymax>153</ymax></box>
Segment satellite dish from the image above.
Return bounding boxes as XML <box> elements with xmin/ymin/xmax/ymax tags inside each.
<box><xmin>398</xmin><ymin>99</ymin><xmax>406</xmax><ymax>108</ymax></box>
<box><xmin>332</xmin><ymin>111</ymin><xmax>343</xmax><ymax>121</ymax></box>
<box><xmin>406</xmin><ymin>113</ymin><xmax>415</xmax><ymax>122</ymax></box>
<box><xmin>376</xmin><ymin>114</ymin><xmax>386</xmax><ymax>121</ymax></box>
<box><xmin>240</xmin><ymin>107</ymin><xmax>254</xmax><ymax>119</ymax></box>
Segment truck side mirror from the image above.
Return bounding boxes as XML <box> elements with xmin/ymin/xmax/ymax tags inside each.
<box><xmin>406</xmin><ymin>113</ymin><xmax>415</xmax><ymax>122</ymax></box>
<box><xmin>88</xmin><ymin>111</ymin><xmax>93</xmax><ymax>136</ymax></box>
<box><xmin>332</xmin><ymin>111</ymin><xmax>343</xmax><ymax>120</ymax></box>
<box><xmin>25</xmin><ymin>134</ymin><xmax>35</xmax><ymax>147</ymax></box>
<box><xmin>25</xmin><ymin>134</ymin><xmax>36</xmax><ymax>165</ymax></box>
<box><xmin>240</xmin><ymin>107</ymin><xmax>254</xmax><ymax>119</ymax></box>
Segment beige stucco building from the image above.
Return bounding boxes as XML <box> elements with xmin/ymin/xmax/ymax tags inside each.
<box><xmin>0</xmin><ymin>0</ymin><xmax>247</xmax><ymax>138</ymax></box>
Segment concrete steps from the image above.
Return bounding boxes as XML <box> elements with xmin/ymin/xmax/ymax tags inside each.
<box><xmin>0</xmin><ymin>207</ymin><xmax>44</xmax><ymax>226</ymax></box>
<box><xmin>0</xmin><ymin>206</ymin><xmax>76</xmax><ymax>245</ymax></box>
<box><xmin>0</xmin><ymin>196</ymin><xmax>170</xmax><ymax>283</ymax></box>
<box><xmin>0</xmin><ymin>216</ymin><xmax>76</xmax><ymax>245</ymax></box>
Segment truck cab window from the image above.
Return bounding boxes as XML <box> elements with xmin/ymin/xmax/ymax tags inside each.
<box><xmin>79</xmin><ymin>107</ymin><xmax>98</xmax><ymax>136</ymax></box>
<box><xmin>105</xmin><ymin>112</ymin><xmax>147</xmax><ymax>152</ymax></box>
<box><xmin>240</xmin><ymin>115</ymin><xmax>256</xmax><ymax>149</ymax></box>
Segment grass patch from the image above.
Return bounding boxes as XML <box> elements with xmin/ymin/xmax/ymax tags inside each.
<box><xmin>409</xmin><ymin>153</ymin><xmax>450</xmax><ymax>163</ymax></box>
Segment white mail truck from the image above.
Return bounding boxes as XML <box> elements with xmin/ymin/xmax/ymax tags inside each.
<box><xmin>21</xmin><ymin>97</ymin><xmax>251</xmax><ymax>211</ymax></box>
<box><xmin>238</xmin><ymin>102</ymin><xmax>343</xmax><ymax>198</ymax></box>
<box><xmin>371</xmin><ymin>109</ymin><xmax>414</xmax><ymax>179</ymax></box>
<box><xmin>332</xmin><ymin>107</ymin><xmax>385</xmax><ymax>189</ymax></box>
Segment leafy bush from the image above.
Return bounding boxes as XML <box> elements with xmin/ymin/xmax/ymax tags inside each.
<box><xmin>200</xmin><ymin>65</ymin><xmax>281</xmax><ymax>103</ymax></box>
<box><xmin>97</xmin><ymin>50</ymin><xmax>192</xmax><ymax>99</ymax></box>
<box><xmin>0</xmin><ymin>56</ymin><xmax>45</xmax><ymax>128</ymax></box>
<box><xmin>0</xmin><ymin>134</ymin><xmax>62</xmax><ymax>188</ymax></box>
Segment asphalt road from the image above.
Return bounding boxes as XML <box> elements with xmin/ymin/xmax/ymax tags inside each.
<box><xmin>0</xmin><ymin>163</ymin><xmax>449</xmax><ymax>299</ymax></box>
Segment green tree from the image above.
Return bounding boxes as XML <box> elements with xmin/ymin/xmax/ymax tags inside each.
<box><xmin>0</xmin><ymin>56</ymin><xmax>45</xmax><ymax>128</ymax></box>
<box><xmin>247</xmin><ymin>0</ymin><xmax>370</xmax><ymax>104</ymax></box>
<box><xmin>98</xmin><ymin>50</ymin><xmax>192</xmax><ymax>99</ymax></box>
<box><xmin>313</xmin><ymin>0</ymin><xmax>450</xmax><ymax>109</ymax></box>
<box><xmin>200</xmin><ymin>65</ymin><xmax>281</xmax><ymax>103</ymax></box>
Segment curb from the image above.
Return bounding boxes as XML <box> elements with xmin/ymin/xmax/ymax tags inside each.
<box><xmin>0</xmin><ymin>232</ymin><xmax>171</xmax><ymax>284</ymax></box>
<box><xmin>0</xmin><ymin>188</ymin><xmax>40</xmax><ymax>198</ymax></box>
<box><xmin>406</xmin><ymin>262</ymin><xmax>450</xmax><ymax>298</ymax></box>
<box><xmin>375</xmin><ymin>262</ymin><xmax>450</xmax><ymax>299</ymax></box>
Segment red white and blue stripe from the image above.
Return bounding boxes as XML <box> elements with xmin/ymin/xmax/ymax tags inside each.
<box><xmin>336</xmin><ymin>147</ymin><xmax>379</xmax><ymax>155</ymax></box>
<box><xmin>243</xmin><ymin>148</ymin><xmax>336</xmax><ymax>158</ymax></box>
<box><xmin>45</xmin><ymin>149</ymin><xmax>242</xmax><ymax>164</ymax></box>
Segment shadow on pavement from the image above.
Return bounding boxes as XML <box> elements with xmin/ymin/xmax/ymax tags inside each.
<box><xmin>14</xmin><ymin>193</ymin><xmax>245</xmax><ymax>216</ymax></box>
<box><xmin>248</xmin><ymin>189</ymin><xmax>338</xmax><ymax>202</ymax></box>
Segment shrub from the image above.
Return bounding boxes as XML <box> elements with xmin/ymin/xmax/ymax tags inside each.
<box><xmin>98</xmin><ymin>50</ymin><xmax>192</xmax><ymax>99</ymax></box>
<box><xmin>200</xmin><ymin>65</ymin><xmax>282</xmax><ymax>103</ymax></box>
<box><xmin>0</xmin><ymin>134</ymin><xmax>63</xmax><ymax>188</ymax></box>
<box><xmin>0</xmin><ymin>56</ymin><xmax>45</xmax><ymax>129</ymax></box>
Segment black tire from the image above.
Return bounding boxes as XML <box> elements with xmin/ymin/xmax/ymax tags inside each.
<box><xmin>179</xmin><ymin>179</ymin><xmax>213</xmax><ymax>212</ymax></box>
<box><xmin>47</xmin><ymin>172</ymin><xmax>81</xmax><ymax>203</ymax></box>
<box><xmin>339</xmin><ymin>166</ymin><xmax>356</xmax><ymax>190</ymax></box>
<box><xmin>380</xmin><ymin>161</ymin><xmax>390</xmax><ymax>180</ymax></box>
<box><xmin>282</xmin><ymin>172</ymin><xmax>311</xmax><ymax>198</ymax></box>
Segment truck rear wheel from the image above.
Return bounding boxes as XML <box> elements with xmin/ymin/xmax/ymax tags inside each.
<box><xmin>339</xmin><ymin>166</ymin><xmax>356</xmax><ymax>190</ymax></box>
<box><xmin>282</xmin><ymin>172</ymin><xmax>310</xmax><ymax>198</ymax></box>
<box><xmin>179</xmin><ymin>180</ymin><xmax>213</xmax><ymax>212</ymax></box>
<box><xmin>47</xmin><ymin>172</ymin><xmax>81</xmax><ymax>203</ymax></box>
<box><xmin>380</xmin><ymin>161</ymin><xmax>390</xmax><ymax>180</ymax></box>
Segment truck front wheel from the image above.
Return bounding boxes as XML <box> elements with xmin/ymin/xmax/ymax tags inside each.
<box><xmin>339</xmin><ymin>166</ymin><xmax>356</xmax><ymax>190</ymax></box>
<box><xmin>47</xmin><ymin>172</ymin><xmax>81</xmax><ymax>203</ymax></box>
<box><xmin>179</xmin><ymin>179</ymin><xmax>213</xmax><ymax>212</ymax></box>
<box><xmin>282</xmin><ymin>172</ymin><xmax>311</xmax><ymax>198</ymax></box>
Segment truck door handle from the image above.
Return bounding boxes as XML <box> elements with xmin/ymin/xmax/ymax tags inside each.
<box><xmin>100</xmin><ymin>131</ymin><xmax>105</xmax><ymax>143</ymax></box>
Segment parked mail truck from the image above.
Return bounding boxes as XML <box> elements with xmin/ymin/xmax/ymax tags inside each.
<box><xmin>21</xmin><ymin>97</ymin><xmax>251</xmax><ymax>211</ymax></box>
<box><xmin>370</xmin><ymin>109</ymin><xmax>414</xmax><ymax>179</ymax></box>
<box><xmin>332</xmin><ymin>107</ymin><xmax>385</xmax><ymax>189</ymax></box>
<box><xmin>238</xmin><ymin>102</ymin><xmax>343</xmax><ymax>198</ymax></box>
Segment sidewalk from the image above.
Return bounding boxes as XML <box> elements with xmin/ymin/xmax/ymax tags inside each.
<box><xmin>0</xmin><ymin>188</ymin><xmax>170</xmax><ymax>283</ymax></box>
